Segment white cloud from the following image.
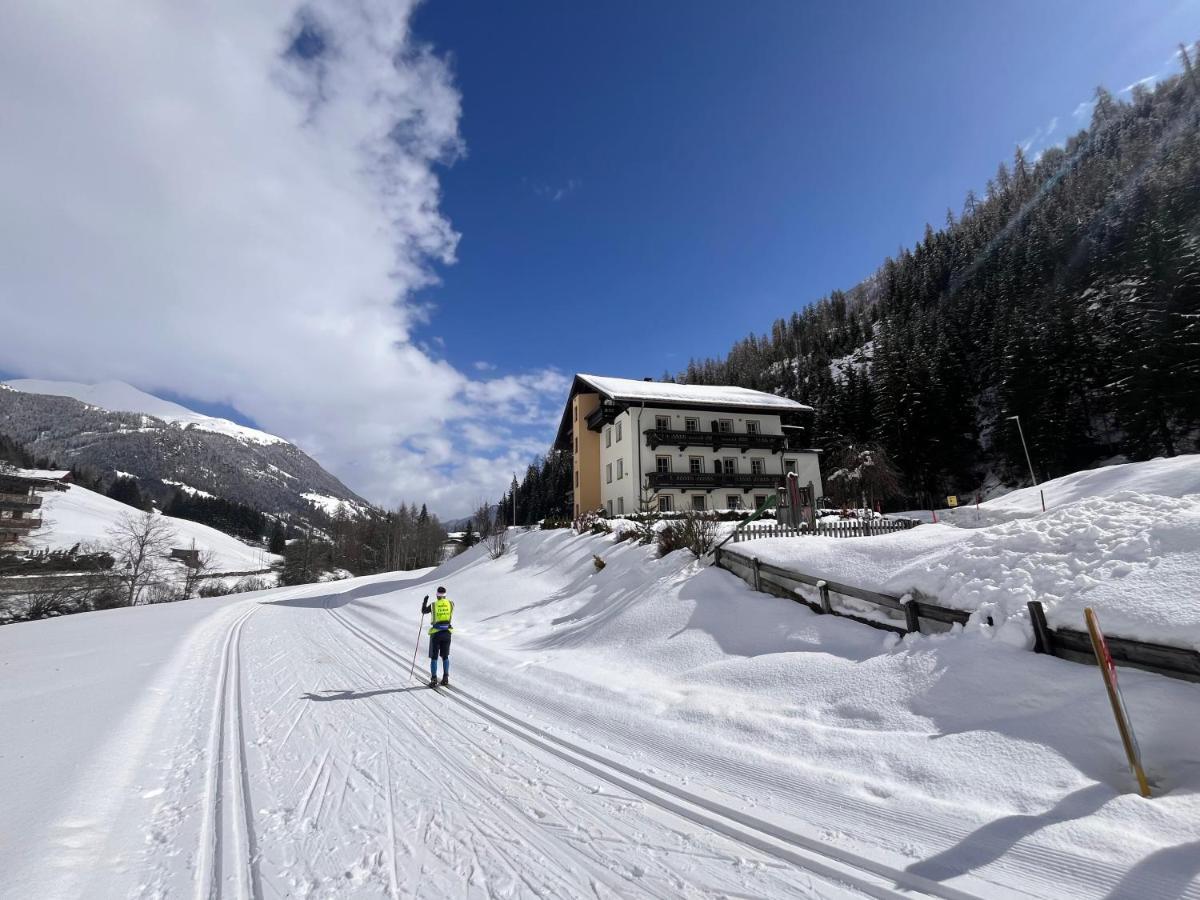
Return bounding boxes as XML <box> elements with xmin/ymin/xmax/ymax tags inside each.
<box><xmin>0</xmin><ymin>1</ymin><xmax>564</xmax><ymax>517</ymax></box>
<box><xmin>529</xmin><ymin>177</ymin><xmax>581</xmax><ymax>202</ymax></box>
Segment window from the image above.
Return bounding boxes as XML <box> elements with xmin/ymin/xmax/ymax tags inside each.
<box><xmin>606</xmin><ymin>463</ymin><xmax>612</xmax><ymax>484</ymax></box>
<box><xmin>656</xmin><ymin>415</ymin><xmax>670</xmax><ymax>431</ymax></box>
<box><xmin>718</xmin><ymin>419</ymin><xmax>733</xmax><ymax>433</ymax></box>
<box><xmin>691</xmin><ymin>495</ymin><xmax>706</xmax><ymax>512</ymax></box>
<box><xmin>575</xmin><ymin>469</ymin><xmax>579</xmax><ymax>487</ymax></box>
<box><xmin>754</xmin><ymin>494</ymin><xmax>768</xmax><ymax>509</ymax></box>
<box><xmin>751</xmin><ymin>458</ymin><xmax>765</xmax><ymax>475</ymax></box>
<box><xmin>784</xmin><ymin>458</ymin><xmax>797</xmax><ymax>474</ymax></box>
<box><xmin>616</xmin><ymin>421</ymin><xmax>623</xmax><ymax>441</ymax></box>
<box><xmin>727</xmin><ymin>495</ymin><xmax>741</xmax><ymax>510</ymax></box>
<box><xmin>616</xmin><ymin>458</ymin><xmax>624</xmax><ymax>479</ymax></box>
<box><xmin>722</xmin><ymin>458</ymin><xmax>737</xmax><ymax>475</ymax></box>
<box><xmin>689</xmin><ymin>456</ymin><xmax>704</xmax><ymax>474</ymax></box>
<box><xmin>746</xmin><ymin>420</ymin><xmax>760</xmax><ymax>434</ymax></box>
<box><xmin>658</xmin><ymin>494</ymin><xmax>673</xmax><ymax>513</ymax></box>
<box><xmin>605</xmin><ymin>428</ymin><xmax>612</xmax><ymax>448</ymax></box>
<box><xmin>684</xmin><ymin>417</ymin><xmax>699</xmax><ymax>432</ymax></box>
<box><xmin>574</xmin><ymin>403</ymin><xmax>579</xmax><ymax>421</ymax></box>
<box><xmin>617</xmin><ymin>497</ymin><xmax>625</xmax><ymax>515</ymax></box>
<box><xmin>656</xmin><ymin>456</ymin><xmax>671</xmax><ymax>474</ymax></box>
<box><xmin>574</xmin><ymin>436</ymin><xmax>578</xmax><ymax>454</ymax></box>
<box><xmin>607</xmin><ymin>500</ymin><xmax>613</xmax><ymax>515</ymax></box>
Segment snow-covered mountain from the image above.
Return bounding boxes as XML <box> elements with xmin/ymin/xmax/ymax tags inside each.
<box><xmin>0</xmin><ymin>380</ymin><xmax>371</xmax><ymax>519</ymax></box>
<box><xmin>5</xmin><ymin>378</ymin><xmax>285</xmax><ymax>446</ymax></box>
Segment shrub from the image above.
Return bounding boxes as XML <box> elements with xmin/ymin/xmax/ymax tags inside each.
<box><xmin>590</xmin><ymin>519</ymin><xmax>612</xmax><ymax>536</ymax></box>
<box><xmin>678</xmin><ymin>511</ymin><xmax>719</xmax><ymax>558</ymax></box>
<box><xmin>541</xmin><ymin>517</ymin><xmax>571</xmax><ymax>530</ymax></box>
<box><xmin>592</xmin><ymin>554</ymin><xmax>606</xmax><ymax>571</ymax></box>
<box><xmin>486</xmin><ymin>527</ymin><xmax>508</xmax><ymax>559</ymax></box>
<box><xmin>657</xmin><ymin>523</ymin><xmax>684</xmax><ymax>557</ymax></box>
<box><xmin>199</xmin><ymin>581</ymin><xmax>233</xmax><ymax>598</ymax></box>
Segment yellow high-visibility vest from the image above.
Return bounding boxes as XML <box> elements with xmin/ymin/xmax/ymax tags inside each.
<box><xmin>429</xmin><ymin>597</ymin><xmax>454</xmax><ymax>634</ymax></box>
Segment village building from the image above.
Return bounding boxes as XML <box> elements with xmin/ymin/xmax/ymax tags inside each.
<box><xmin>0</xmin><ymin>468</ymin><xmax>71</xmax><ymax>546</ymax></box>
<box><xmin>555</xmin><ymin>374</ymin><xmax>822</xmax><ymax>519</ymax></box>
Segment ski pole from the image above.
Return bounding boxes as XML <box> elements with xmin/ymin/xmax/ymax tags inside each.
<box><xmin>409</xmin><ymin>605</ymin><xmax>426</xmax><ymax>681</ymax></box>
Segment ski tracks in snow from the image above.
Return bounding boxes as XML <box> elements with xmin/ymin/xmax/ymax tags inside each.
<box><xmin>321</xmin><ymin>602</ymin><xmax>973</xmax><ymax>900</ymax></box>
<box><xmin>196</xmin><ymin>606</ymin><xmax>262</xmax><ymax>900</ymax></box>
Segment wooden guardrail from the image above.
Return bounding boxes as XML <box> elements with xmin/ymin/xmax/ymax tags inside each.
<box><xmin>714</xmin><ymin>545</ymin><xmax>1200</xmax><ymax>683</ymax></box>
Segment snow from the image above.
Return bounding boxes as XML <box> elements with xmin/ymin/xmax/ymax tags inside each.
<box><xmin>577</xmin><ymin>373</ymin><xmax>812</xmax><ymax>410</ymax></box>
<box><xmin>4</xmin><ymin>378</ymin><xmax>287</xmax><ymax>446</ymax></box>
<box><xmin>741</xmin><ymin>455</ymin><xmax>1200</xmax><ymax>650</ymax></box>
<box><xmin>301</xmin><ymin>491</ymin><xmax>362</xmax><ymax>517</ymax></box>
<box><xmin>1</xmin><ymin>513</ymin><xmax>1198</xmax><ymax>897</ymax></box>
<box><xmin>29</xmin><ymin>483</ymin><xmax>278</xmax><ymax>573</ymax></box>
<box><xmin>828</xmin><ymin>340</ymin><xmax>874</xmax><ymax>383</ymax></box>
<box><xmin>3</xmin><ymin>467</ymin><xmax>71</xmax><ymax>481</ymax></box>
<box><xmin>162</xmin><ymin>478</ymin><xmax>214</xmax><ymax>499</ymax></box>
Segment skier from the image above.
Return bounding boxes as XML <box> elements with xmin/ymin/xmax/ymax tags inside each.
<box><xmin>421</xmin><ymin>586</ymin><xmax>454</xmax><ymax>687</ymax></box>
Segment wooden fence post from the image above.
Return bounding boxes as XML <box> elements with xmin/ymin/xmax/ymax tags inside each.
<box><xmin>752</xmin><ymin>557</ymin><xmax>761</xmax><ymax>592</ymax></box>
<box><xmin>1028</xmin><ymin>600</ymin><xmax>1054</xmax><ymax>654</ymax></box>
<box><xmin>817</xmin><ymin>579</ymin><xmax>832</xmax><ymax>614</ymax></box>
<box><xmin>902</xmin><ymin>595</ymin><xmax>920</xmax><ymax>633</ymax></box>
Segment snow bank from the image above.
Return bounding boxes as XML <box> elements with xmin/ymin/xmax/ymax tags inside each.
<box><xmin>740</xmin><ymin>455</ymin><xmax>1200</xmax><ymax>649</ymax></box>
<box><xmin>31</xmin><ymin>484</ymin><xmax>278</xmax><ymax>573</ymax></box>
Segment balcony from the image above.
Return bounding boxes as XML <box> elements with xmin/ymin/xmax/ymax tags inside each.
<box><xmin>0</xmin><ymin>492</ymin><xmax>42</xmax><ymax>511</ymax></box>
<box><xmin>643</xmin><ymin>428</ymin><xmax>786</xmax><ymax>453</ymax></box>
<box><xmin>585</xmin><ymin>401</ymin><xmax>620</xmax><ymax>432</ymax></box>
<box><xmin>0</xmin><ymin>516</ymin><xmax>43</xmax><ymax>531</ymax></box>
<box><xmin>646</xmin><ymin>472</ymin><xmax>781</xmax><ymax>492</ymax></box>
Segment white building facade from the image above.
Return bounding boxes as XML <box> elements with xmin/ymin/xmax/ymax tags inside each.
<box><xmin>555</xmin><ymin>374</ymin><xmax>823</xmax><ymax>519</ymax></box>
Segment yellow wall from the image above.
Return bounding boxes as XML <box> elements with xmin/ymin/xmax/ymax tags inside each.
<box><xmin>572</xmin><ymin>393</ymin><xmax>601</xmax><ymax>517</ymax></box>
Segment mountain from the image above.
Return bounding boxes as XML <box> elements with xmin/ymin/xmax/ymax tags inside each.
<box><xmin>0</xmin><ymin>380</ymin><xmax>372</xmax><ymax>519</ymax></box>
<box><xmin>680</xmin><ymin>62</ymin><xmax>1200</xmax><ymax>503</ymax></box>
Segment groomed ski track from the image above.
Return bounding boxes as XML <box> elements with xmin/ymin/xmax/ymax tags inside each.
<box><xmin>4</xmin><ymin>558</ymin><xmax>1198</xmax><ymax>899</ymax></box>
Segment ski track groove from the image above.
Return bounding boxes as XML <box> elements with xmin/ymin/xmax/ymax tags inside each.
<box><xmin>318</xmin><ymin>610</ymin><xmax>626</xmax><ymax>898</ymax></box>
<box><xmin>317</xmin><ymin>604</ymin><xmax>689</xmax><ymax>899</ymax></box>
<box><xmin>195</xmin><ymin>605</ymin><xmax>262</xmax><ymax>900</ymax></box>
<box><xmin>438</xmin><ymin>622</ymin><xmax>1169</xmax><ymax>899</ymax></box>
<box><xmin>324</xmin><ymin>604</ymin><xmax>907</xmax><ymax>900</ymax></box>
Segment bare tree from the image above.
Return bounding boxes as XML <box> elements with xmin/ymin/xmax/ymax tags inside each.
<box><xmin>678</xmin><ymin>510</ymin><xmax>718</xmax><ymax>558</ymax></box>
<box><xmin>485</xmin><ymin>524</ymin><xmax>508</xmax><ymax>560</ymax></box>
<box><xmin>178</xmin><ymin>542</ymin><xmax>215</xmax><ymax>600</ymax></box>
<box><xmin>473</xmin><ymin>499</ymin><xmax>495</xmax><ymax>540</ymax></box>
<box><xmin>105</xmin><ymin>511</ymin><xmax>177</xmax><ymax>606</ymax></box>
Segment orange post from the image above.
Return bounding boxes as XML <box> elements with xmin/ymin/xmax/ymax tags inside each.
<box><xmin>1084</xmin><ymin>608</ymin><xmax>1151</xmax><ymax>797</ymax></box>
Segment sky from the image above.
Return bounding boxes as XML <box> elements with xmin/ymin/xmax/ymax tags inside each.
<box><xmin>0</xmin><ymin>0</ymin><xmax>1195</xmax><ymax>517</ymax></box>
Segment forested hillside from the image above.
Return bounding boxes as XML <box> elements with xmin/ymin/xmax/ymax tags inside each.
<box><xmin>680</xmin><ymin>50</ymin><xmax>1200</xmax><ymax>504</ymax></box>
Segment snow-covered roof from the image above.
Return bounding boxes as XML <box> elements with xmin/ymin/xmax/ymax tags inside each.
<box><xmin>575</xmin><ymin>374</ymin><xmax>811</xmax><ymax>412</ymax></box>
<box><xmin>4</xmin><ymin>467</ymin><xmax>72</xmax><ymax>481</ymax></box>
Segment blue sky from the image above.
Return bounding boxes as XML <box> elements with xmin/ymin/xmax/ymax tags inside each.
<box><xmin>2</xmin><ymin>1</ymin><xmax>1196</xmax><ymax>515</ymax></box>
<box><xmin>412</xmin><ymin>0</ymin><xmax>1197</xmax><ymax>378</ymax></box>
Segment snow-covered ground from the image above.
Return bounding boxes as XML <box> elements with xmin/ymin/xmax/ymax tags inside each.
<box><xmin>29</xmin><ymin>483</ymin><xmax>279</xmax><ymax>574</ymax></box>
<box><xmin>744</xmin><ymin>455</ymin><xmax>1200</xmax><ymax>650</ymax></box>
<box><xmin>1</xmin><ymin>503</ymin><xmax>1198</xmax><ymax>897</ymax></box>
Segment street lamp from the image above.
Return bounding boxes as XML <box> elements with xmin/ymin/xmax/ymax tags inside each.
<box><xmin>1006</xmin><ymin>414</ymin><xmax>1044</xmax><ymax>511</ymax></box>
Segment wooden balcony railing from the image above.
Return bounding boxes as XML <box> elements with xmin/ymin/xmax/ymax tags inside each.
<box><xmin>0</xmin><ymin>516</ymin><xmax>43</xmax><ymax>530</ymax></box>
<box><xmin>0</xmin><ymin>492</ymin><xmax>41</xmax><ymax>510</ymax></box>
<box><xmin>646</xmin><ymin>472</ymin><xmax>781</xmax><ymax>492</ymax></box>
<box><xmin>643</xmin><ymin>429</ymin><xmax>786</xmax><ymax>453</ymax></box>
